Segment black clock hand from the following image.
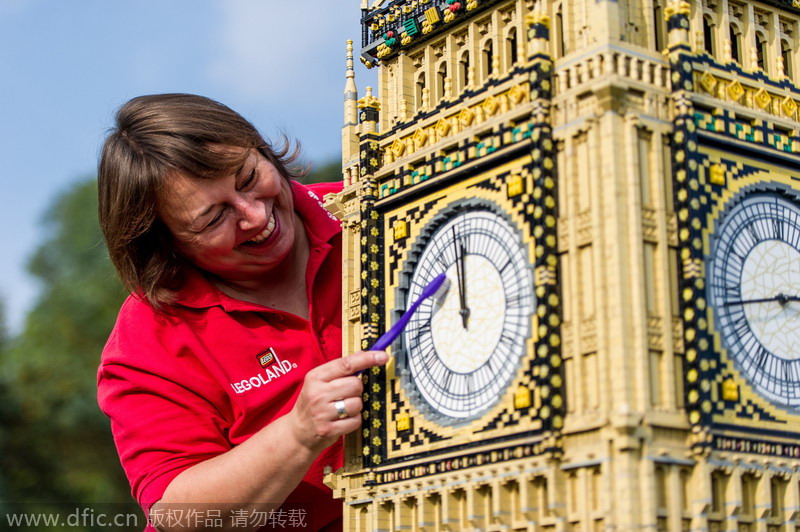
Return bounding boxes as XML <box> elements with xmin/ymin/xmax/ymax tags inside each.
<box><xmin>451</xmin><ymin>228</ymin><xmax>468</xmax><ymax>328</ymax></box>
<box><xmin>459</xmin><ymin>238</ymin><xmax>470</xmax><ymax>328</ymax></box>
<box><xmin>723</xmin><ymin>293</ymin><xmax>800</xmax><ymax>307</ymax></box>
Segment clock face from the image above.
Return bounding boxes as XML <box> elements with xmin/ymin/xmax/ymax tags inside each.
<box><xmin>401</xmin><ymin>204</ymin><xmax>534</xmax><ymax>421</ymax></box>
<box><xmin>708</xmin><ymin>191</ymin><xmax>800</xmax><ymax>410</ymax></box>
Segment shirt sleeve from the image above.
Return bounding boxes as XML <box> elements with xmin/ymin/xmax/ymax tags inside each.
<box><xmin>97</xmin><ymin>301</ymin><xmax>233</xmax><ymax>509</ymax></box>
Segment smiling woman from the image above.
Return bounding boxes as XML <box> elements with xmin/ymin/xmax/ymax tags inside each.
<box><xmin>98</xmin><ymin>94</ymin><xmax>301</xmax><ymax>310</ymax></box>
<box><xmin>96</xmin><ymin>94</ymin><xmax>387</xmax><ymax>532</ymax></box>
<box><xmin>157</xmin><ymin>149</ymin><xmax>307</xmax><ymax>314</ymax></box>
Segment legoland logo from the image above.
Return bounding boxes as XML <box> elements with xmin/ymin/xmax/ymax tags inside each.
<box><xmin>230</xmin><ymin>348</ymin><xmax>298</xmax><ymax>394</ymax></box>
<box><xmin>257</xmin><ymin>349</ymin><xmax>275</xmax><ymax>368</ymax></box>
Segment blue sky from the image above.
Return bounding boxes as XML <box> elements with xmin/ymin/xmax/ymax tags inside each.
<box><xmin>0</xmin><ymin>0</ymin><xmax>374</xmax><ymax>333</ymax></box>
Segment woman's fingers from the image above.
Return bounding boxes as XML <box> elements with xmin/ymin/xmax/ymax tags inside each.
<box><xmin>304</xmin><ymin>351</ymin><xmax>385</xmax><ymax>419</ymax></box>
<box><xmin>289</xmin><ymin>351</ymin><xmax>388</xmax><ymax>450</ymax></box>
<box><xmin>329</xmin><ymin>396</ymin><xmax>363</xmax><ymax>421</ymax></box>
<box><xmin>311</xmin><ymin>351</ymin><xmax>388</xmax><ymax>382</ymax></box>
<box><xmin>321</xmin><ymin>376</ymin><xmax>363</xmax><ymax>403</ymax></box>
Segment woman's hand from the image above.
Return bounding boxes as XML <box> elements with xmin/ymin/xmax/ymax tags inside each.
<box><xmin>287</xmin><ymin>351</ymin><xmax>388</xmax><ymax>453</ymax></box>
<box><xmin>150</xmin><ymin>351</ymin><xmax>389</xmax><ymax>531</ymax></box>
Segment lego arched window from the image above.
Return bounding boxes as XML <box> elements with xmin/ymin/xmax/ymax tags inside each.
<box><xmin>436</xmin><ymin>61</ymin><xmax>447</xmax><ymax>103</ymax></box>
<box><xmin>770</xmin><ymin>477</ymin><xmax>787</xmax><ymax>523</ymax></box>
<box><xmin>755</xmin><ymin>31</ymin><xmax>767</xmax><ymax>72</ymax></box>
<box><xmin>740</xmin><ymin>473</ymin><xmax>756</xmax><ymax>520</ymax></box>
<box><xmin>459</xmin><ymin>50</ymin><xmax>470</xmax><ymax>92</ymax></box>
<box><xmin>652</xmin><ymin>1</ymin><xmax>665</xmax><ymax>52</ymax></box>
<box><xmin>416</xmin><ymin>72</ymin><xmax>426</xmax><ymax>112</ymax></box>
<box><xmin>710</xmin><ymin>470</ymin><xmax>728</xmax><ymax>515</ymax></box>
<box><xmin>729</xmin><ymin>23</ymin><xmax>742</xmax><ymax>64</ymax></box>
<box><xmin>703</xmin><ymin>15</ymin><xmax>716</xmax><ymax>56</ymax></box>
<box><xmin>679</xmin><ymin>469</ymin><xmax>691</xmax><ymax>514</ymax></box>
<box><xmin>482</xmin><ymin>39</ymin><xmax>494</xmax><ymax>81</ymax></box>
<box><xmin>589</xmin><ymin>468</ymin><xmax>601</xmax><ymax>511</ymax></box>
<box><xmin>678</xmin><ymin>468</ymin><xmax>692</xmax><ymax>512</ymax></box>
<box><xmin>654</xmin><ymin>466</ymin><xmax>667</xmax><ymax>514</ymax></box>
<box><xmin>555</xmin><ymin>4</ymin><xmax>564</xmax><ymax>57</ymax></box>
<box><xmin>566</xmin><ymin>472</ymin><xmax>578</xmax><ymax>514</ymax></box>
<box><xmin>781</xmin><ymin>39</ymin><xmax>793</xmax><ymax>80</ymax></box>
<box><xmin>506</xmin><ymin>27</ymin><xmax>518</xmax><ymax>69</ymax></box>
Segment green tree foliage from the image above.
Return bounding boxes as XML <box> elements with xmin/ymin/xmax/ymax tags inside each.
<box><xmin>301</xmin><ymin>158</ymin><xmax>342</xmax><ymax>184</ymax></box>
<box><xmin>0</xmin><ymin>300</ymin><xmax>7</xmax><ymax>348</ymax></box>
<box><xmin>0</xmin><ymin>300</ymin><xmax>11</xmax><ymax>501</ymax></box>
<box><xmin>0</xmin><ymin>179</ymin><xmax>133</xmax><ymax>514</ymax></box>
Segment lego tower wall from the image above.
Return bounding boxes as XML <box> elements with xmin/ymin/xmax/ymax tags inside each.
<box><xmin>325</xmin><ymin>1</ymin><xmax>800</xmax><ymax>530</ymax></box>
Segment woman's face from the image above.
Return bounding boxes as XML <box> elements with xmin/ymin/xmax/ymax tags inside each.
<box><xmin>158</xmin><ymin>148</ymin><xmax>298</xmax><ymax>283</ymax></box>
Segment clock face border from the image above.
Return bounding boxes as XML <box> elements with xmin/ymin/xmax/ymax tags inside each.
<box><xmin>378</xmin><ymin>164</ymin><xmax>554</xmax><ymax>462</ymax></box>
<box><xmin>686</xmin><ymin>143</ymin><xmax>800</xmax><ymax>437</ymax></box>
<box><xmin>397</xmin><ymin>198</ymin><xmax>535</xmax><ymax>425</ymax></box>
<box><xmin>707</xmin><ymin>186</ymin><xmax>800</xmax><ymax>412</ymax></box>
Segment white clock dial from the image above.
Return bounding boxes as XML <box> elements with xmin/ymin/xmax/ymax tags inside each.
<box><xmin>401</xmin><ymin>205</ymin><xmax>534</xmax><ymax>421</ymax></box>
<box><xmin>708</xmin><ymin>191</ymin><xmax>800</xmax><ymax>409</ymax></box>
<box><xmin>740</xmin><ymin>240</ymin><xmax>800</xmax><ymax>355</ymax></box>
<box><xmin>432</xmin><ymin>254</ymin><xmax>506</xmax><ymax>374</ymax></box>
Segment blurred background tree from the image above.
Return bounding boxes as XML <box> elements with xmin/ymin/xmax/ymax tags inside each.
<box><xmin>0</xmin><ymin>158</ymin><xmax>340</xmax><ymax>528</ymax></box>
<box><xmin>0</xmin><ymin>301</ymin><xmax>12</xmax><ymax>501</ymax></box>
<box><xmin>301</xmin><ymin>159</ymin><xmax>341</xmax><ymax>184</ymax></box>
<box><xmin>0</xmin><ymin>178</ymin><xmax>134</xmax><ymax>529</ymax></box>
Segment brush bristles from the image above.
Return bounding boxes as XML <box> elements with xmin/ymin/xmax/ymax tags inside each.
<box><xmin>433</xmin><ymin>278</ymin><xmax>451</xmax><ymax>303</ymax></box>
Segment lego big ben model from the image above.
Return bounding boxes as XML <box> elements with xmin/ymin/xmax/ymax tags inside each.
<box><xmin>324</xmin><ymin>0</ymin><xmax>800</xmax><ymax>530</ymax></box>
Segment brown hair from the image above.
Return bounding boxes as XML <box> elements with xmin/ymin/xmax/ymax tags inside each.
<box><xmin>98</xmin><ymin>93</ymin><xmax>300</xmax><ymax>309</ymax></box>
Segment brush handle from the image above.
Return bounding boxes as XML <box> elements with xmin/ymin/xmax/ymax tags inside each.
<box><xmin>371</xmin><ymin>272</ymin><xmax>447</xmax><ymax>351</ymax></box>
<box><xmin>354</xmin><ymin>309</ymin><xmax>414</xmax><ymax>376</ymax></box>
<box><xmin>371</xmin><ymin>296</ymin><xmax>422</xmax><ymax>351</ymax></box>
<box><xmin>356</xmin><ymin>273</ymin><xmax>448</xmax><ymax>375</ymax></box>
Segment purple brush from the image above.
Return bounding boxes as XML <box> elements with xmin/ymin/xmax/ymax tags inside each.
<box><xmin>358</xmin><ymin>273</ymin><xmax>450</xmax><ymax>373</ymax></box>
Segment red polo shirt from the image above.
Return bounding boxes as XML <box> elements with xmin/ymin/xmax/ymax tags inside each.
<box><xmin>98</xmin><ymin>181</ymin><xmax>344</xmax><ymax>531</ymax></box>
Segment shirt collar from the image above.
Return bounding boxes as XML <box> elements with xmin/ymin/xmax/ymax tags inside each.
<box><xmin>171</xmin><ymin>180</ymin><xmax>342</xmax><ymax>312</ymax></box>
<box><xmin>290</xmin><ymin>180</ymin><xmax>341</xmax><ymax>247</ymax></box>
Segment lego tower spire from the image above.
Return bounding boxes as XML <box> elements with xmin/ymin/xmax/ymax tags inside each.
<box><xmin>342</xmin><ymin>40</ymin><xmax>359</xmax><ymax>169</ymax></box>
<box><xmin>344</xmin><ymin>40</ymin><xmax>358</xmax><ymax>126</ymax></box>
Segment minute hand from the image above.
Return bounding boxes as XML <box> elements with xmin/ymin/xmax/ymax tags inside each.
<box><xmin>452</xmin><ymin>228</ymin><xmax>469</xmax><ymax>329</ymax></box>
<box><xmin>723</xmin><ymin>293</ymin><xmax>800</xmax><ymax>307</ymax></box>
<box><xmin>458</xmin><ymin>239</ymin><xmax>470</xmax><ymax>327</ymax></box>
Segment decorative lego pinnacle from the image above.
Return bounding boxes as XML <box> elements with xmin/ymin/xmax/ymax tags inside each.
<box><xmin>357</xmin><ymin>87</ymin><xmax>380</xmax><ymax>111</ymax></box>
<box><xmin>664</xmin><ymin>0</ymin><xmax>690</xmax><ymax>19</ymax></box>
<box><xmin>525</xmin><ymin>12</ymin><xmax>550</xmax><ymax>29</ymax></box>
